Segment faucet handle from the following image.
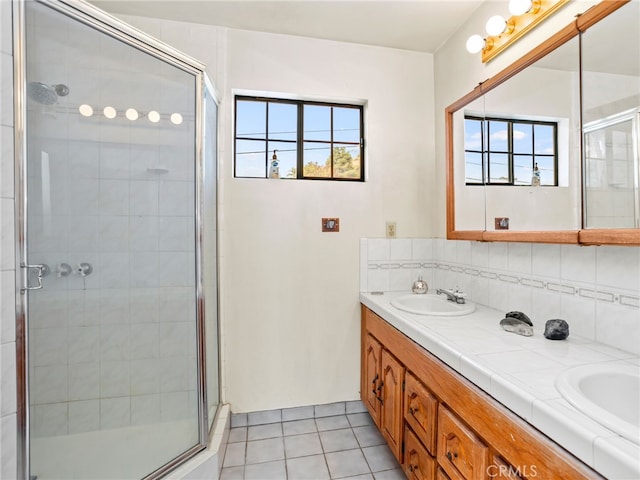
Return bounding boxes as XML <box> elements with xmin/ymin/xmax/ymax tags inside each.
<box><xmin>452</xmin><ymin>287</ymin><xmax>467</xmax><ymax>304</ymax></box>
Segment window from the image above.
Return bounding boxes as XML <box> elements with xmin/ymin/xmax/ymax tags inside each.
<box><xmin>464</xmin><ymin>116</ymin><xmax>558</xmax><ymax>186</ymax></box>
<box><xmin>234</xmin><ymin>96</ymin><xmax>364</xmax><ymax>181</ymax></box>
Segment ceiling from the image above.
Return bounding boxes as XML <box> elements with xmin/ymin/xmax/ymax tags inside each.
<box><xmin>89</xmin><ymin>0</ymin><xmax>486</xmax><ymax>53</ymax></box>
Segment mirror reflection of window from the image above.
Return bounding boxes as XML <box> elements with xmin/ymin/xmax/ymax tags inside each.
<box><xmin>464</xmin><ymin>116</ymin><xmax>558</xmax><ymax>186</ymax></box>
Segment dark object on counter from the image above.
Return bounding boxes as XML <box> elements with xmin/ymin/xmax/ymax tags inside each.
<box><xmin>505</xmin><ymin>311</ymin><xmax>533</xmax><ymax>326</ymax></box>
<box><xmin>544</xmin><ymin>319</ymin><xmax>569</xmax><ymax>340</ymax></box>
<box><xmin>500</xmin><ymin>317</ymin><xmax>534</xmax><ymax>337</ymax></box>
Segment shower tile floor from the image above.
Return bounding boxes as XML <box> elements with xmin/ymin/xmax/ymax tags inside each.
<box><xmin>222</xmin><ymin>401</ymin><xmax>404</xmax><ymax>480</ymax></box>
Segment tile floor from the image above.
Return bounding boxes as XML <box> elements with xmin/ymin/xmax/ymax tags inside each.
<box><xmin>222</xmin><ymin>401</ymin><xmax>404</xmax><ymax>480</ymax></box>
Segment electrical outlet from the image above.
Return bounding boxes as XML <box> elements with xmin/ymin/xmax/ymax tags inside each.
<box><xmin>386</xmin><ymin>222</ymin><xmax>396</xmax><ymax>238</ymax></box>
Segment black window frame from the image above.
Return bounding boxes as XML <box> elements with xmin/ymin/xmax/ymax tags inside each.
<box><xmin>464</xmin><ymin>115</ymin><xmax>559</xmax><ymax>186</ymax></box>
<box><xmin>234</xmin><ymin>95</ymin><xmax>365</xmax><ymax>181</ymax></box>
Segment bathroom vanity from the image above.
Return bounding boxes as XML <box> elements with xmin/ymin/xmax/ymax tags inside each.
<box><xmin>360</xmin><ymin>292</ymin><xmax>640</xmax><ymax>480</ymax></box>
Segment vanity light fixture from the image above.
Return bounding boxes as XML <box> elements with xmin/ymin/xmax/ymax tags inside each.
<box><xmin>125</xmin><ymin>108</ymin><xmax>139</xmax><ymax>121</ymax></box>
<box><xmin>466</xmin><ymin>34</ymin><xmax>493</xmax><ymax>54</ymax></box>
<box><xmin>103</xmin><ymin>105</ymin><xmax>117</xmax><ymax>119</ymax></box>
<box><xmin>509</xmin><ymin>0</ymin><xmax>541</xmax><ymax>16</ymax></box>
<box><xmin>485</xmin><ymin>15</ymin><xmax>514</xmax><ymax>36</ymax></box>
<box><xmin>74</xmin><ymin>104</ymin><xmax>183</xmax><ymax>125</ymax></box>
<box><xmin>147</xmin><ymin>110</ymin><xmax>160</xmax><ymax>123</ymax></box>
<box><xmin>466</xmin><ymin>0</ymin><xmax>570</xmax><ymax>62</ymax></box>
<box><xmin>78</xmin><ymin>104</ymin><xmax>93</xmax><ymax>117</ymax></box>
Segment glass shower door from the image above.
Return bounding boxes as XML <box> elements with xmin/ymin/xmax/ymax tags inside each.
<box><xmin>583</xmin><ymin>110</ymin><xmax>640</xmax><ymax>228</ymax></box>
<box><xmin>22</xmin><ymin>1</ymin><xmax>205</xmax><ymax>478</ymax></box>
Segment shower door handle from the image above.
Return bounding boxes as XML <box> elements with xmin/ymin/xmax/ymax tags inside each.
<box><xmin>20</xmin><ymin>262</ymin><xmax>50</xmax><ymax>292</ymax></box>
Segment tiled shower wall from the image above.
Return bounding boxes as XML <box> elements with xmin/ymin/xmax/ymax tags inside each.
<box><xmin>26</xmin><ymin>135</ymin><xmax>198</xmax><ymax>437</ymax></box>
<box><xmin>26</xmin><ymin>137</ymin><xmax>197</xmax><ymax>438</ymax></box>
<box><xmin>0</xmin><ymin>0</ymin><xmax>17</xmax><ymax>478</ymax></box>
<box><xmin>360</xmin><ymin>238</ymin><xmax>640</xmax><ymax>355</ymax></box>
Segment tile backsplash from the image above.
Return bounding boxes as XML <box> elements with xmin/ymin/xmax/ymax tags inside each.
<box><xmin>360</xmin><ymin>238</ymin><xmax>640</xmax><ymax>355</ymax></box>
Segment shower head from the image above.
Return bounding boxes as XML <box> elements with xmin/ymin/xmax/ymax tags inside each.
<box><xmin>27</xmin><ymin>82</ymin><xmax>70</xmax><ymax>105</ymax></box>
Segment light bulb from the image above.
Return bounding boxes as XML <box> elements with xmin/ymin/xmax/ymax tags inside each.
<box><xmin>509</xmin><ymin>0</ymin><xmax>533</xmax><ymax>16</ymax></box>
<box><xmin>125</xmin><ymin>108</ymin><xmax>139</xmax><ymax>121</ymax></box>
<box><xmin>78</xmin><ymin>104</ymin><xmax>93</xmax><ymax>117</ymax></box>
<box><xmin>170</xmin><ymin>113</ymin><xmax>183</xmax><ymax>125</ymax></box>
<box><xmin>466</xmin><ymin>35</ymin><xmax>485</xmax><ymax>54</ymax></box>
<box><xmin>148</xmin><ymin>110</ymin><xmax>160</xmax><ymax>123</ymax></box>
<box><xmin>103</xmin><ymin>106</ymin><xmax>117</xmax><ymax>119</ymax></box>
<box><xmin>486</xmin><ymin>15</ymin><xmax>507</xmax><ymax>36</ymax></box>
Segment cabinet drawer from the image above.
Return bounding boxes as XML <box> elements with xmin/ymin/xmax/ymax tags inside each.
<box><xmin>405</xmin><ymin>426</ymin><xmax>436</xmax><ymax>480</ymax></box>
<box><xmin>437</xmin><ymin>406</ymin><xmax>489</xmax><ymax>480</ymax></box>
<box><xmin>405</xmin><ymin>371</ymin><xmax>438</xmax><ymax>455</ymax></box>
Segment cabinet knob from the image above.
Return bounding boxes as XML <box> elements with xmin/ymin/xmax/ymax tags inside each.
<box><xmin>409</xmin><ymin>406</ymin><xmax>416</xmax><ymax>415</ymax></box>
<box><xmin>446</xmin><ymin>451</ymin><xmax>458</xmax><ymax>461</ymax></box>
<box><xmin>408</xmin><ymin>465</ymin><xmax>414</xmax><ymax>472</ymax></box>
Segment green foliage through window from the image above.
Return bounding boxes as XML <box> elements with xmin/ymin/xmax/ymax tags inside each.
<box><xmin>234</xmin><ymin>96</ymin><xmax>364</xmax><ymax>181</ymax></box>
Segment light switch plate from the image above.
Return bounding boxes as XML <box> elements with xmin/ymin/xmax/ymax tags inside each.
<box><xmin>495</xmin><ymin>217</ymin><xmax>510</xmax><ymax>230</ymax></box>
<box><xmin>322</xmin><ymin>218</ymin><xmax>340</xmax><ymax>232</ymax></box>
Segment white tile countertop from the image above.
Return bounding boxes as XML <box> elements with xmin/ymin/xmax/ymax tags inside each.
<box><xmin>360</xmin><ymin>291</ymin><xmax>640</xmax><ymax>480</ymax></box>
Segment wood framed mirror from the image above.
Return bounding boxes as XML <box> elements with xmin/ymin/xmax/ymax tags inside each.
<box><xmin>446</xmin><ymin>0</ymin><xmax>640</xmax><ymax>246</ymax></box>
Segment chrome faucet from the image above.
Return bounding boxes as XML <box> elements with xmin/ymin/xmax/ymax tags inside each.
<box><xmin>436</xmin><ymin>288</ymin><xmax>466</xmax><ymax>304</ymax></box>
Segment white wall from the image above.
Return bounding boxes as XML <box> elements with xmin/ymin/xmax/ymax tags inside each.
<box><xmin>222</xmin><ymin>29</ymin><xmax>433</xmax><ymax>412</ymax></box>
<box><xmin>116</xmin><ymin>15</ymin><xmax>435</xmax><ymax>412</ymax></box>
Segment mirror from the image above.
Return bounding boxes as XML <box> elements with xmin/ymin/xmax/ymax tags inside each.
<box><xmin>446</xmin><ymin>0</ymin><xmax>640</xmax><ymax>245</ymax></box>
<box><xmin>581</xmin><ymin>1</ymin><xmax>640</xmax><ymax>230</ymax></box>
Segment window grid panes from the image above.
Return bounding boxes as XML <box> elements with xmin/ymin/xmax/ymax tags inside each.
<box><xmin>464</xmin><ymin>116</ymin><xmax>558</xmax><ymax>186</ymax></box>
<box><xmin>235</xmin><ymin>96</ymin><xmax>364</xmax><ymax>181</ymax></box>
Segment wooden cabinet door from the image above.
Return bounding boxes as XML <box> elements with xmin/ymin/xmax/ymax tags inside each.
<box><xmin>380</xmin><ymin>349</ymin><xmax>404</xmax><ymax>462</ymax></box>
<box><xmin>363</xmin><ymin>334</ymin><xmax>382</xmax><ymax>425</ymax></box>
<box><xmin>437</xmin><ymin>406</ymin><xmax>489</xmax><ymax>480</ymax></box>
<box><xmin>405</xmin><ymin>426</ymin><xmax>436</xmax><ymax>480</ymax></box>
<box><xmin>491</xmin><ymin>456</ymin><xmax>524</xmax><ymax>479</ymax></box>
<box><xmin>437</xmin><ymin>468</ymin><xmax>452</xmax><ymax>480</ymax></box>
<box><xmin>405</xmin><ymin>371</ymin><xmax>438</xmax><ymax>455</ymax></box>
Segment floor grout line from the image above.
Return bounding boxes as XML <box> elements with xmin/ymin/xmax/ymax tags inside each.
<box><xmin>222</xmin><ymin>412</ymin><xmax>402</xmax><ymax>480</ymax></box>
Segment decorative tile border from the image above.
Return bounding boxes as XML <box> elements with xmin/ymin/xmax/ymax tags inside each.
<box><xmin>367</xmin><ymin>261</ymin><xmax>433</xmax><ymax>270</ymax></box>
<box><xmin>365</xmin><ymin>259</ymin><xmax>639</xmax><ymax>310</ymax></box>
<box><xmin>620</xmin><ymin>295</ymin><xmax>640</xmax><ymax>308</ymax></box>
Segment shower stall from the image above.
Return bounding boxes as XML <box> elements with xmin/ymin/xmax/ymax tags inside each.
<box><xmin>14</xmin><ymin>1</ymin><xmax>219</xmax><ymax>479</ymax></box>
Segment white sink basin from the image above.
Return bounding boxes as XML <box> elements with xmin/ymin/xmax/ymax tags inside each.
<box><xmin>555</xmin><ymin>363</ymin><xmax>640</xmax><ymax>445</ymax></box>
<box><xmin>390</xmin><ymin>294</ymin><xmax>475</xmax><ymax>316</ymax></box>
